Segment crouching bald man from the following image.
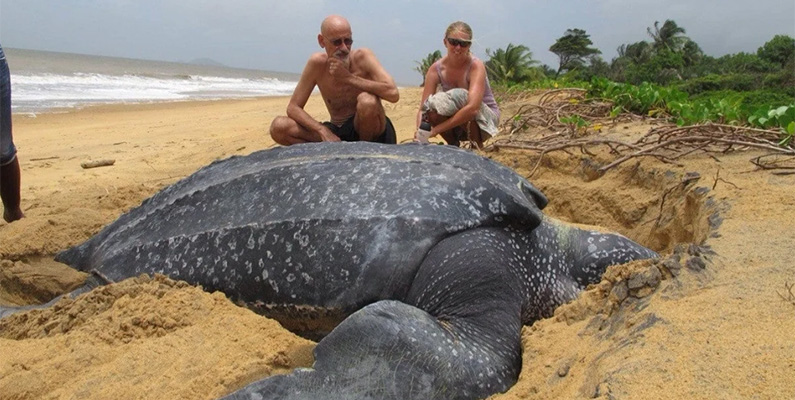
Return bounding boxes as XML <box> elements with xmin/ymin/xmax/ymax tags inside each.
<box><xmin>270</xmin><ymin>15</ymin><xmax>399</xmax><ymax>145</ymax></box>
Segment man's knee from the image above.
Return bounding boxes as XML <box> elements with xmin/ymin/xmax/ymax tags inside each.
<box><xmin>270</xmin><ymin>116</ymin><xmax>289</xmax><ymax>135</ymax></box>
<box><xmin>269</xmin><ymin>116</ymin><xmax>293</xmax><ymax>142</ymax></box>
<box><xmin>356</xmin><ymin>92</ymin><xmax>381</xmax><ymax>115</ymax></box>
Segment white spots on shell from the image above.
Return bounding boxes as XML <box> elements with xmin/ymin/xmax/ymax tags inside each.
<box><xmin>488</xmin><ymin>197</ymin><xmax>506</xmax><ymax>214</ymax></box>
<box><xmin>294</xmin><ymin>231</ymin><xmax>310</xmax><ymax>247</ymax></box>
<box><xmin>319</xmin><ymin>186</ymin><xmax>333</xmax><ymax>204</ymax></box>
<box><xmin>452</xmin><ymin>188</ymin><xmax>486</xmax><ymax>218</ymax></box>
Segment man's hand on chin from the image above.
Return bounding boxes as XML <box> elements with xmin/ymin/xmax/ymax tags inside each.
<box><xmin>328</xmin><ymin>56</ymin><xmax>352</xmax><ymax>81</ymax></box>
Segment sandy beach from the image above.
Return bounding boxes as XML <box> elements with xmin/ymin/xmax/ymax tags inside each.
<box><xmin>0</xmin><ymin>87</ymin><xmax>793</xmax><ymax>399</ymax></box>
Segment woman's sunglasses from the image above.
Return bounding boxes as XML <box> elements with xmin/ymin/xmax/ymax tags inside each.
<box><xmin>326</xmin><ymin>36</ymin><xmax>353</xmax><ymax>47</ymax></box>
<box><xmin>446</xmin><ymin>38</ymin><xmax>472</xmax><ymax>48</ymax></box>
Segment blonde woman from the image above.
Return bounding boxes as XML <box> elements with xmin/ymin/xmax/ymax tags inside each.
<box><xmin>416</xmin><ymin>21</ymin><xmax>500</xmax><ymax>148</ymax></box>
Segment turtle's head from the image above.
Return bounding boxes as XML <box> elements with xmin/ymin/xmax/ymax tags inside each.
<box><xmin>568</xmin><ymin>228</ymin><xmax>659</xmax><ymax>287</ymax></box>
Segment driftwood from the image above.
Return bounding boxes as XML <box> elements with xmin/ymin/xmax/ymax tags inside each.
<box><xmin>489</xmin><ymin>89</ymin><xmax>795</xmax><ymax>175</ymax></box>
<box><xmin>81</xmin><ymin>159</ymin><xmax>116</xmax><ymax>169</ymax></box>
<box><xmin>29</xmin><ymin>156</ymin><xmax>60</xmax><ymax>162</ymax></box>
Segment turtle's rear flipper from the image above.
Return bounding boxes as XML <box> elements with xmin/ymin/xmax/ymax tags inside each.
<box><xmin>0</xmin><ymin>274</ymin><xmax>107</xmax><ymax>319</ymax></box>
<box><xmin>222</xmin><ymin>299</ymin><xmax>519</xmax><ymax>400</ymax></box>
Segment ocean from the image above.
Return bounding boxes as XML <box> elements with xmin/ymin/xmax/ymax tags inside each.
<box><xmin>4</xmin><ymin>48</ymin><xmax>300</xmax><ymax>114</ymax></box>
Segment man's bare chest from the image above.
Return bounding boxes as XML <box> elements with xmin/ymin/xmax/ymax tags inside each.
<box><xmin>318</xmin><ymin>75</ymin><xmax>365</xmax><ymax>111</ymax></box>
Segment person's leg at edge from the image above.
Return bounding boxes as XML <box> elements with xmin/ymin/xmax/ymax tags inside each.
<box><xmin>353</xmin><ymin>92</ymin><xmax>386</xmax><ymax>142</ymax></box>
<box><xmin>467</xmin><ymin>120</ymin><xmax>484</xmax><ymax>149</ymax></box>
<box><xmin>0</xmin><ymin>45</ymin><xmax>23</xmax><ymax>223</ymax></box>
<box><xmin>269</xmin><ymin>116</ymin><xmax>322</xmax><ymax>145</ymax></box>
<box><xmin>1</xmin><ymin>157</ymin><xmax>23</xmax><ymax>223</ymax></box>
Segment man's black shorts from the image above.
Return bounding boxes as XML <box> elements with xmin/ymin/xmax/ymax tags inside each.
<box><xmin>322</xmin><ymin>116</ymin><xmax>397</xmax><ymax>144</ymax></box>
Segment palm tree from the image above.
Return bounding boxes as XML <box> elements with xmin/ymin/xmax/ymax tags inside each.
<box><xmin>617</xmin><ymin>41</ymin><xmax>652</xmax><ymax>64</ymax></box>
<box><xmin>484</xmin><ymin>43</ymin><xmax>538</xmax><ymax>84</ymax></box>
<box><xmin>647</xmin><ymin>20</ymin><xmax>687</xmax><ymax>53</ymax></box>
<box><xmin>681</xmin><ymin>39</ymin><xmax>704</xmax><ymax>67</ymax></box>
<box><xmin>414</xmin><ymin>50</ymin><xmax>442</xmax><ymax>87</ymax></box>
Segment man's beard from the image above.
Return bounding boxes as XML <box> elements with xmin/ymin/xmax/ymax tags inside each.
<box><xmin>334</xmin><ymin>50</ymin><xmax>350</xmax><ymax>67</ymax></box>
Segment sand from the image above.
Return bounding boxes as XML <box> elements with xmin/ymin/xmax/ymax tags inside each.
<box><xmin>0</xmin><ymin>88</ymin><xmax>793</xmax><ymax>399</ymax></box>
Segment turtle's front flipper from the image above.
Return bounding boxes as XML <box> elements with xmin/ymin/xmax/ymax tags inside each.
<box><xmin>222</xmin><ymin>299</ymin><xmax>519</xmax><ymax>400</ymax></box>
<box><xmin>224</xmin><ymin>229</ymin><xmax>527</xmax><ymax>400</ymax></box>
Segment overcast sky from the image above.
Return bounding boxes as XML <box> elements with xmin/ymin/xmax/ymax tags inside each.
<box><xmin>1</xmin><ymin>0</ymin><xmax>793</xmax><ymax>85</ymax></box>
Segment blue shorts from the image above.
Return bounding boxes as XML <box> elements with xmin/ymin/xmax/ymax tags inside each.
<box><xmin>0</xmin><ymin>44</ymin><xmax>16</xmax><ymax>166</ymax></box>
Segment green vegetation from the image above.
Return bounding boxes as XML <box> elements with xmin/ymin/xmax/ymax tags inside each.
<box><xmin>559</xmin><ymin>114</ymin><xmax>590</xmax><ymax>135</ymax></box>
<box><xmin>587</xmin><ymin>77</ymin><xmax>795</xmax><ymax>145</ymax></box>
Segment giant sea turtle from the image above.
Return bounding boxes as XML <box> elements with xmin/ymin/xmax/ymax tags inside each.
<box><xmin>16</xmin><ymin>142</ymin><xmax>658</xmax><ymax>399</ymax></box>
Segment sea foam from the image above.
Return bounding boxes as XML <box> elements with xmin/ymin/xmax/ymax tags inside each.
<box><xmin>11</xmin><ymin>72</ymin><xmax>297</xmax><ymax>114</ymax></box>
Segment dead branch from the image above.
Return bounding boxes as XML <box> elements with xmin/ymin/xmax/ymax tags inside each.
<box><xmin>778</xmin><ymin>281</ymin><xmax>795</xmax><ymax>306</ymax></box>
<box><xmin>712</xmin><ymin>167</ymin><xmax>739</xmax><ymax>190</ymax></box>
<box><xmin>750</xmin><ymin>154</ymin><xmax>795</xmax><ymax>171</ymax></box>
<box><xmin>599</xmin><ymin>135</ymin><xmax>794</xmax><ymax>172</ymax></box>
<box><xmin>538</xmin><ymin>88</ymin><xmax>586</xmax><ymax>106</ymax></box>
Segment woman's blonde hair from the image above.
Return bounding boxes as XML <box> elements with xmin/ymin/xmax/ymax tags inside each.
<box><xmin>445</xmin><ymin>21</ymin><xmax>472</xmax><ymax>39</ymax></box>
